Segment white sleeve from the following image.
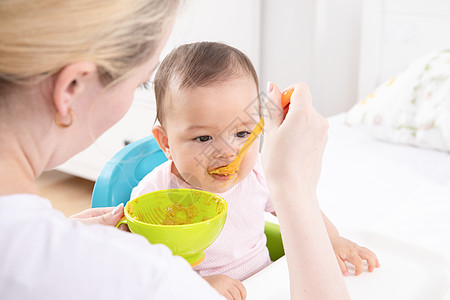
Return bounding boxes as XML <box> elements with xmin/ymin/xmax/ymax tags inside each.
<box><xmin>0</xmin><ymin>205</ymin><xmax>225</xmax><ymax>300</ymax></box>
<box><xmin>78</xmin><ymin>224</ymin><xmax>227</xmax><ymax>300</ymax></box>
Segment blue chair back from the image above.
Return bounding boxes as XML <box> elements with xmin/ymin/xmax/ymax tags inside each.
<box><xmin>91</xmin><ymin>136</ymin><xmax>167</xmax><ymax>208</ymax></box>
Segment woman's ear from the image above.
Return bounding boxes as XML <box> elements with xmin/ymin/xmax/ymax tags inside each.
<box><xmin>53</xmin><ymin>62</ymin><xmax>98</xmax><ymax>117</ymax></box>
<box><xmin>152</xmin><ymin>125</ymin><xmax>172</xmax><ymax>160</ymax></box>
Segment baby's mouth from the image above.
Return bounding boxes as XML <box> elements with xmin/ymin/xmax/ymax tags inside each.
<box><xmin>208</xmin><ymin>163</ymin><xmax>231</xmax><ymax>173</ymax></box>
<box><xmin>208</xmin><ymin>164</ymin><xmax>240</xmax><ymax>184</ymax></box>
<box><xmin>210</xmin><ymin>172</ymin><xmax>235</xmax><ymax>181</ymax></box>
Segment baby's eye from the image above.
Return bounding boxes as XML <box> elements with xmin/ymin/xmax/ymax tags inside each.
<box><xmin>235</xmin><ymin>131</ymin><xmax>250</xmax><ymax>138</ymax></box>
<box><xmin>194</xmin><ymin>135</ymin><xmax>212</xmax><ymax>143</ymax></box>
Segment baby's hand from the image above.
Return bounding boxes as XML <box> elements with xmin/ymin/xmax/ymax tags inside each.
<box><xmin>330</xmin><ymin>236</ymin><xmax>380</xmax><ymax>276</ymax></box>
<box><xmin>203</xmin><ymin>275</ymin><xmax>247</xmax><ymax>300</ymax></box>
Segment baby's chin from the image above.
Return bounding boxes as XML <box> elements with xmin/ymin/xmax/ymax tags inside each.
<box><xmin>183</xmin><ymin>182</ymin><xmax>233</xmax><ymax>194</ymax></box>
<box><xmin>201</xmin><ymin>174</ymin><xmax>243</xmax><ymax>194</ymax></box>
<box><xmin>183</xmin><ymin>171</ymin><xmax>246</xmax><ymax>193</ymax></box>
<box><xmin>205</xmin><ymin>184</ymin><xmax>234</xmax><ymax>194</ymax></box>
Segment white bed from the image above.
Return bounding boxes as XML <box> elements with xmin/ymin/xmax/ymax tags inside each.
<box><xmin>323</xmin><ymin>114</ymin><xmax>450</xmax><ymax>299</ymax></box>
<box><xmin>244</xmin><ymin>114</ymin><xmax>450</xmax><ymax>300</ymax></box>
<box><xmin>320</xmin><ymin>113</ymin><xmax>450</xmax><ymax>259</ymax></box>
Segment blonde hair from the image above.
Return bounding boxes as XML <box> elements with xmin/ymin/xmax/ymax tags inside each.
<box><xmin>0</xmin><ymin>0</ymin><xmax>179</xmax><ymax>94</ymax></box>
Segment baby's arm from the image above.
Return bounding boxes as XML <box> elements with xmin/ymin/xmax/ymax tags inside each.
<box><xmin>321</xmin><ymin>211</ymin><xmax>380</xmax><ymax>276</ymax></box>
<box><xmin>270</xmin><ymin>196</ymin><xmax>380</xmax><ymax>276</ymax></box>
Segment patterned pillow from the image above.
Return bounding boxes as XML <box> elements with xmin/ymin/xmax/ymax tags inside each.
<box><xmin>345</xmin><ymin>48</ymin><xmax>450</xmax><ymax>153</ymax></box>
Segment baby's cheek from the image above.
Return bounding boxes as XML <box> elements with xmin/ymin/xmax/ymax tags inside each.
<box><xmin>240</xmin><ymin>148</ymin><xmax>259</xmax><ymax>176</ymax></box>
<box><xmin>238</xmin><ymin>163</ymin><xmax>253</xmax><ymax>180</ymax></box>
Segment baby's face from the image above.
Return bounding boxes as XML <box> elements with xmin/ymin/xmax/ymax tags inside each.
<box><xmin>163</xmin><ymin>76</ymin><xmax>260</xmax><ymax>193</ymax></box>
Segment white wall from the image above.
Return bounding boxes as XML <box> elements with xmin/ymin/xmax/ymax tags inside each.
<box><xmin>260</xmin><ymin>0</ymin><xmax>363</xmax><ymax>117</ymax></box>
<box><xmin>260</xmin><ymin>0</ymin><xmax>315</xmax><ymax>91</ymax></box>
<box><xmin>358</xmin><ymin>0</ymin><xmax>450</xmax><ymax>99</ymax></box>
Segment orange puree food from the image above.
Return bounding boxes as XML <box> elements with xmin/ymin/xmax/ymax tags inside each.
<box><xmin>162</xmin><ymin>203</ymin><xmax>199</xmax><ymax>225</ymax></box>
<box><xmin>209</xmin><ymin>116</ymin><xmax>265</xmax><ymax>177</ymax></box>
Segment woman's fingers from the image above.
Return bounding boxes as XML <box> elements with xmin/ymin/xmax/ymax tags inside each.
<box><xmin>69</xmin><ymin>203</ymin><xmax>124</xmax><ymax>226</ymax></box>
<box><xmin>262</xmin><ymin>81</ymin><xmax>328</xmax><ymax>190</ymax></box>
<box><xmin>263</xmin><ymin>81</ymin><xmax>283</xmax><ymax>132</ymax></box>
<box><xmin>69</xmin><ymin>206</ymin><xmax>114</xmax><ymax>218</ymax></box>
<box><xmin>286</xmin><ymin>82</ymin><xmax>313</xmax><ymax>112</ymax></box>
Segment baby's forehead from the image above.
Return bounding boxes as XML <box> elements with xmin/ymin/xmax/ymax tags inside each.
<box><xmin>174</xmin><ymin>74</ymin><xmax>258</xmax><ymax>99</ymax></box>
<box><xmin>176</xmin><ymin>80</ymin><xmax>257</xmax><ymax>108</ymax></box>
<box><xmin>164</xmin><ymin>79</ymin><xmax>260</xmax><ymax>127</ymax></box>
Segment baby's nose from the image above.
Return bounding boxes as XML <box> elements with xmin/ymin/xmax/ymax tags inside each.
<box><xmin>214</xmin><ymin>138</ymin><xmax>238</xmax><ymax>160</ymax></box>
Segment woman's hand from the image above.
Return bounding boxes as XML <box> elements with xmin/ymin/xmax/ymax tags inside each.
<box><xmin>262</xmin><ymin>81</ymin><xmax>329</xmax><ymax>193</ymax></box>
<box><xmin>203</xmin><ymin>275</ymin><xmax>247</xmax><ymax>300</ymax></box>
<box><xmin>69</xmin><ymin>203</ymin><xmax>124</xmax><ymax>226</ymax></box>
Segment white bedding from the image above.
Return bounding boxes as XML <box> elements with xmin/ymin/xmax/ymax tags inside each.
<box><xmin>319</xmin><ymin>113</ymin><xmax>450</xmax><ymax>260</ymax></box>
<box><xmin>253</xmin><ymin>113</ymin><xmax>450</xmax><ymax>299</ymax></box>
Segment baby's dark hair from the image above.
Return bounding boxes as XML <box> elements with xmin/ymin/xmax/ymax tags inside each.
<box><xmin>153</xmin><ymin>41</ymin><xmax>259</xmax><ymax>124</ymax></box>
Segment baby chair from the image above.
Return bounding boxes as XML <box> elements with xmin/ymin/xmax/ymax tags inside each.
<box><xmin>91</xmin><ymin>136</ymin><xmax>285</xmax><ymax>261</ymax></box>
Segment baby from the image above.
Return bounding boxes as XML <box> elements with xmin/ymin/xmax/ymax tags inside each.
<box><xmin>131</xmin><ymin>42</ymin><xmax>379</xmax><ymax>286</ymax></box>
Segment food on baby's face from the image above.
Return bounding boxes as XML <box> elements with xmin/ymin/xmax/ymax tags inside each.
<box><xmin>209</xmin><ymin>117</ymin><xmax>265</xmax><ymax>178</ymax></box>
<box><xmin>209</xmin><ymin>166</ymin><xmax>237</xmax><ymax>177</ymax></box>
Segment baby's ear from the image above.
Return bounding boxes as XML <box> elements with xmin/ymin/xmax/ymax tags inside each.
<box><xmin>152</xmin><ymin>125</ymin><xmax>172</xmax><ymax>160</ymax></box>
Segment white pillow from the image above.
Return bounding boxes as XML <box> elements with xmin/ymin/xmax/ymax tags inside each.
<box><xmin>346</xmin><ymin>48</ymin><xmax>450</xmax><ymax>153</ymax></box>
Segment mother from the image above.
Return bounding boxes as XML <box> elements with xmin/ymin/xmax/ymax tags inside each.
<box><xmin>0</xmin><ymin>1</ymin><xmax>349</xmax><ymax>299</ymax></box>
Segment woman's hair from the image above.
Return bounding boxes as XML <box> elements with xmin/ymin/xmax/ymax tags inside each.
<box><xmin>0</xmin><ymin>0</ymin><xmax>179</xmax><ymax>96</ymax></box>
<box><xmin>154</xmin><ymin>41</ymin><xmax>259</xmax><ymax>124</ymax></box>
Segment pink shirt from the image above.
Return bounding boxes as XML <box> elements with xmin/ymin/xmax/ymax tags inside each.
<box><xmin>131</xmin><ymin>155</ymin><xmax>275</xmax><ymax>281</ymax></box>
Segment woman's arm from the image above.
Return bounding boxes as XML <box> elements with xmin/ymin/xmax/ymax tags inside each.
<box><xmin>262</xmin><ymin>82</ymin><xmax>350</xmax><ymax>300</ymax></box>
<box><xmin>321</xmin><ymin>211</ymin><xmax>340</xmax><ymax>238</ymax></box>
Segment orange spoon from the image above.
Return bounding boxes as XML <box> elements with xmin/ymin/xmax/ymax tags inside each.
<box><xmin>209</xmin><ymin>117</ymin><xmax>265</xmax><ymax>177</ymax></box>
<box><xmin>281</xmin><ymin>89</ymin><xmax>293</xmax><ymax>118</ymax></box>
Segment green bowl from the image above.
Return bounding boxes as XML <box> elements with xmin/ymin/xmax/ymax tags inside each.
<box><xmin>117</xmin><ymin>189</ymin><xmax>227</xmax><ymax>266</ymax></box>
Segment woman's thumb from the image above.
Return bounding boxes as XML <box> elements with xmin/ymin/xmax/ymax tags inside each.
<box><xmin>100</xmin><ymin>203</ymin><xmax>124</xmax><ymax>226</ymax></box>
<box><xmin>86</xmin><ymin>203</ymin><xmax>124</xmax><ymax>226</ymax></box>
<box><xmin>264</xmin><ymin>81</ymin><xmax>283</xmax><ymax>132</ymax></box>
